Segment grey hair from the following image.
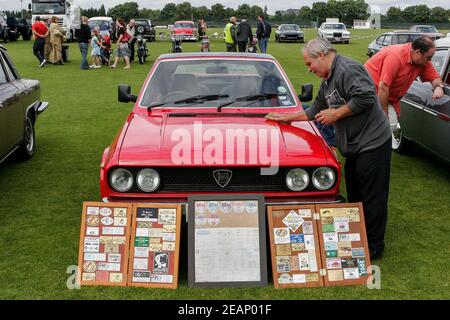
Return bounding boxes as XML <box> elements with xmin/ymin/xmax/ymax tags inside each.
<box><xmin>303</xmin><ymin>37</ymin><xmax>337</xmax><ymax>58</ymax></box>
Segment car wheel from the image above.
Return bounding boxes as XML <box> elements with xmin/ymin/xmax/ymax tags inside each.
<box><xmin>17</xmin><ymin>114</ymin><xmax>35</xmax><ymax>160</ymax></box>
<box><xmin>137</xmin><ymin>25</ymin><xmax>145</xmax><ymax>34</ymax></box>
<box><xmin>391</xmin><ymin>122</ymin><xmax>410</xmax><ymax>154</ymax></box>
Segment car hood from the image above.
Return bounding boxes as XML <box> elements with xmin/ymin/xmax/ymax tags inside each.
<box><xmin>118</xmin><ymin>113</ymin><xmax>329</xmax><ymax>167</ymax></box>
<box><xmin>173</xmin><ymin>28</ymin><xmax>194</xmax><ymax>34</ymax></box>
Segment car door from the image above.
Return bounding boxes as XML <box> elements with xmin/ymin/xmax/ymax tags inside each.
<box><xmin>0</xmin><ymin>49</ymin><xmax>24</xmax><ymax>159</ymax></box>
<box><xmin>375</xmin><ymin>35</ymin><xmax>384</xmax><ymax>53</ymax></box>
<box><xmin>401</xmin><ymin>48</ymin><xmax>450</xmax><ymax>160</ymax></box>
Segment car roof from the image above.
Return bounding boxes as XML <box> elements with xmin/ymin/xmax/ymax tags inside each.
<box><xmin>280</xmin><ymin>24</ymin><xmax>299</xmax><ymax>26</ymax></box>
<box><xmin>157</xmin><ymin>52</ymin><xmax>275</xmax><ymax>60</ymax></box>
<box><xmin>384</xmin><ymin>31</ymin><xmax>425</xmax><ymax>35</ymax></box>
<box><xmin>435</xmin><ymin>37</ymin><xmax>450</xmax><ymax>47</ymax></box>
<box><xmin>89</xmin><ymin>17</ymin><xmax>113</xmax><ymax>21</ymax></box>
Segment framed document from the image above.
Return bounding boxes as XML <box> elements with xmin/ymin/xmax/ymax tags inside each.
<box><xmin>188</xmin><ymin>194</ymin><xmax>268</xmax><ymax>288</ymax></box>
<box><xmin>127</xmin><ymin>204</ymin><xmax>182</xmax><ymax>289</ymax></box>
<box><xmin>78</xmin><ymin>202</ymin><xmax>133</xmax><ymax>286</ymax></box>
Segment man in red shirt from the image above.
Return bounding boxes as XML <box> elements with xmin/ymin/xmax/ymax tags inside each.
<box><xmin>365</xmin><ymin>37</ymin><xmax>444</xmax><ymax>133</ymax></box>
<box><xmin>31</xmin><ymin>16</ymin><xmax>49</xmax><ymax>67</ymax></box>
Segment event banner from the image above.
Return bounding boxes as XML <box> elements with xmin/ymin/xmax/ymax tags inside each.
<box><xmin>267</xmin><ymin>203</ymin><xmax>371</xmax><ymax>288</ymax></box>
<box><xmin>78</xmin><ymin>202</ymin><xmax>182</xmax><ymax>288</ymax></box>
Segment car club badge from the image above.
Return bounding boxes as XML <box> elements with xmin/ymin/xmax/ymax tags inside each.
<box><xmin>213</xmin><ymin>169</ymin><xmax>232</xmax><ymax>188</ymax></box>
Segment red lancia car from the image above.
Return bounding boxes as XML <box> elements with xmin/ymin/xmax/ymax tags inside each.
<box><xmin>100</xmin><ymin>53</ymin><xmax>343</xmax><ymax>208</ymax></box>
<box><xmin>170</xmin><ymin>20</ymin><xmax>197</xmax><ymax>41</ymax></box>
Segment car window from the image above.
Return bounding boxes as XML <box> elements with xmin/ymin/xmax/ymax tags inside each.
<box><xmin>280</xmin><ymin>25</ymin><xmax>299</xmax><ymax>31</ymax></box>
<box><xmin>376</xmin><ymin>36</ymin><xmax>384</xmax><ymax>45</ymax></box>
<box><xmin>417</xmin><ymin>26</ymin><xmax>437</xmax><ymax>33</ymax></box>
<box><xmin>174</xmin><ymin>23</ymin><xmax>194</xmax><ymax>28</ymax></box>
<box><xmin>396</xmin><ymin>34</ymin><xmax>417</xmax><ymax>44</ymax></box>
<box><xmin>0</xmin><ymin>58</ymin><xmax>8</xmax><ymax>85</ymax></box>
<box><xmin>383</xmin><ymin>35</ymin><xmax>392</xmax><ymax>45</ymax></box>
<box><xmin>136</xmin><ymin>20</ymin><xmax>149</xmax><ymax>26</ymax></box>
<box><xmin>323</xmin><ymin>24</ymin><xmax>345</xmax><ymax>30</ymax></box>
<box><xmin>140</xmin><ymin>59</ymin><xmax>296</xmax><ymax>108</ymax></box>
<box><xmin>0</xmin><ymin>51</ymin><xmax>19</xmax><ymax>80</ymax></box>
<box><xmin>431</xmin><ymin>49</ymin><xmax>449</xmax><ymax>74</ymax></box>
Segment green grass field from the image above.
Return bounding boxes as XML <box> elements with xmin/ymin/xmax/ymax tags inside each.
<box><xmin>0</xmin><ymin>28</ymin><xmax>449</xmax><ymax>299</ymax></box>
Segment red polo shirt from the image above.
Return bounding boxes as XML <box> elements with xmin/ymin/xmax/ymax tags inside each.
<box><xmin>32</xmin><ymin>21</ymin><xmax>48</xmax><ymax>40</ymax></box>
<box><xmin>364</xmin><ymin>43</ymin><xmax>440</xmax><ymax>115</ymax></box>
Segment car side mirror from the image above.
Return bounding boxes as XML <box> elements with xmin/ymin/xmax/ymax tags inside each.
<box><xmin>298</xmin><ymin>84</ymin><xmax>313</xmax><ymax>102</ymax></box>
<box><xmin>118</xmin><ymin>84</ymin><xmax>137</xmax><ymax>103</ymax></box>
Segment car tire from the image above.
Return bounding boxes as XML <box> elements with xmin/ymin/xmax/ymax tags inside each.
<box><xmin>17</xmin><ymin>114</ymin><xmax>35</xmax><ymax>160</ymax></box>
<box><xmin>137</xmin><ymin>25</ymin><xmax>145</xmax><ymax>34</ymax></box>
<box><xmin>344</xmin><ymin>40</ymin><xmax>349</xmax><ymax>44</ymax></box>
<box><xmin>391</xmin><ymin>122</ymin><xmax>410</xmax><ymax>154</ymax></box>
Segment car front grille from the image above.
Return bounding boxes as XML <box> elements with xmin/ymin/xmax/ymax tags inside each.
<box><xmin>333</xmin><ymin>32</ymin><xmax>342</xmax><ymax>37</ymax></box>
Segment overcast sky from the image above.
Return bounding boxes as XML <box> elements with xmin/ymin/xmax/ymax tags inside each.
<box><xmin>1</xmin><ymin>0</ymin><xmax>450</xmax><ymax>14</ymax></box>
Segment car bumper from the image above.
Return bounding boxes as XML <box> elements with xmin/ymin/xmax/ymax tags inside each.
<box><xmin>324</xmin><ymin>37</ymin><xmax>350</xmax><ymax>42</ymax></box>
<box><xmin>279</xmin><ymin>35</ymin><xmax>304</xmax><ymax>40</ymax></box>
<box><xmin>171</xmin><ymin>35</ymin><xmax>196</xmax><ymax>41</ymax></box>
<box><xmin>35</xmin><ymin>101</ymin><xmax>49</xmax><ymax>115</ymax></box>
<box><xmin>103</xmin><ymin>195</ymin><xmax>345</xmax><ymax>221</ymax></box>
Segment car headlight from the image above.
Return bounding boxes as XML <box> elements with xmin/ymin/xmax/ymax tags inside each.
<box><xmin>110</xmin><ymin>168</ymin><xmax>133</xmax><ymax>192</ymax></box>
<box><xmin>286</xmin><ymin>168</ymin><xmax>309</xmax><ymax>191</ymax></box>
<box><xmin>312</xmin><ymin>167</ymin><xmax>335</xmax><ymax>190</ymax></box>
<box><xmin>137</xmin><ymin>168</ymin><xmax>160</xmax><ymax>192</ymax></box>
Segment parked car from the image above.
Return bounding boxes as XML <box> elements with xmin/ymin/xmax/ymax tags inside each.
<box><xmin>100</xmin><ymin>52</ymin><xmax>343</xmax><ymax>207</ymax></box>
<box><xmin>0</xmin><ymin>45</ymin><xmax>49</xmax><ymax>164</ymax></box>
<box><xmin>275</xmin><ymin>24</ymin><xmax>304</xmax><ymax>43</ymax></box>
<box><xmin>317</xmin><ymin>22</ymin><xmax>350</xmax><ymax>44</ymax></box>
<box><xmin>134</xmin><ymin>18</ymin><xmax>156</xmax><ymax>41</ymax></box>
<box><xmin>170</xmin><ymin>20</ymin><xmax>197</xmax><ymax>41</ymax></box>
<box><xmin>393</xmin><ymin>37</ymin><xmax>450</xmax><ymax>163</ymax></box>
<box><xmin>6</xmin><ymin>17</ymin><xmax>32</xmax><ymax>41</ymax></box>
<box><xmin>0</xmin><ymin>13</ymin><xmax>8</xmax><ymax>43</ymax></box>
<box><xmin>409</xmin><ymin>25</ymin><xmax>444</xmax><ymax>40</ymax></box>
<box><xmin>88</xmin><ymin>17</ymin><xmax>115</xmax><ymax>41</ymax></box>
<box><xmin>367</xmin><ymin>31</ymin><xmax>425</xmax><ymax>57</ymax></box>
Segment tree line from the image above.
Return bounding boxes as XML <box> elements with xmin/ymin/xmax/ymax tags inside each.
<box><xmin>385</xmin><ymin>5</ymin><xmax>450</xmax><ymax>23</ymax></box>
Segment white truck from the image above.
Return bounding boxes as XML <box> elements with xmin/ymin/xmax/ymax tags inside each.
<box><xmin>29</xmin><ymin>0</ymin><xmax>80</xmax><ymax>41</ymax></box>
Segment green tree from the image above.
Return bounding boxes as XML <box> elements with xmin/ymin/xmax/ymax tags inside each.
<box><xmin>99</xmin><ymin>4</ymin><xmax>106</xmax><ymax>16</ymax></box>
<box><xmin>299</xmin><ymin>6</ymin><xmax>312</xmax><ymax>21</ymax></box>
<box><xmin>107</xmin><ymin>2</ymin><xmax>139</xmax><ymax>22</ymax></box>
<box><xmin>430</xmin><ymin>7</ymin><xmax>449</xmax><ymax>23</ymax></box>
<box><xmin>402</xmin><ymin>5</ymin><xmax>431</xmax><ymax>23</ymax></box>
<box><xmin>176</xmin><ymin>2</ymin><xmax>193</xmax><ymax>20</ymax></box>
<box><xmin>236</xmin><ymin>4</ymin><xmax>252</xmax><ymax>18</ymax></box>
<box><xmin>386</xmin><ymin>6</ymin><xmax>402</xmax><ymax>21</ymax></box>
<box><xmin>210</xmin><ymin>3</ymin><xmax>226</xmax><ymax>20</ymax></box>
<box><xmin>159</xmin><ymin>3</ymin><xmax>177</xmax><ymax>21</ymax></box>
<box><xmin>311</xmin><ymin>2</ymin><xmax>328</xmax><ymax>25</ymax></box>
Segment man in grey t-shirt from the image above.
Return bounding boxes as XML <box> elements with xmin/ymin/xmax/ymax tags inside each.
<box><xmin>266</xmin><ymin>38</ymin><xmax>391</xmax><ymax>260</ymax></box>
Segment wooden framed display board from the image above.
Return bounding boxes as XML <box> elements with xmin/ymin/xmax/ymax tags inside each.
<box><xmin>78</xmin><ymin>202</ymin><xmax>133</xmax><ymax>286</ymax></box>
<box><xmin>267</xmin><ymin>202</ymin><xmax>371</xmax><ymax>288</ymax></box>
<box><xmin>127</xmin><ymin>204</ymin><xmax>182</xmax><ymax>289</ymax></box>
<box><xmin>187</xmin><ymin>194</ymin><xmax>268</xmax><ymax>288</ymax></box>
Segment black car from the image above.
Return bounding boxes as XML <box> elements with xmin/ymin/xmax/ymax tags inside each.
<box><xmin>6</xmin><ymin>17</ymin><xmax>32</xmax><ymax>41</ymax></box>
<box><xmin>275</xmin><ymin>24</ymin><xmax>304</xmax><ymax>43</ymax></box>
<box><xmin>134</xmin><ymin>19</ymin><xmax>156</xmax><ymax>41</ymax></box>
<box><xmin>0</xmin><ymin>45</ymin><xmax>49</xmax><ymax>164</ymax></box>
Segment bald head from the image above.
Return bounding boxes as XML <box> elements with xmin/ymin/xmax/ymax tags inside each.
<box><xmin>230</xmin><ymin>16</ymin><xmax>236</xmax><ymax>24</ymax></box>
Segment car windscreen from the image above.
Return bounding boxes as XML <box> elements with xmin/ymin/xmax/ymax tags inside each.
<box><xmin>32</xmin><ymin>3</ymin><xmax>65</xmax><ymax>14</ymax></box>
<box><xmin>136</xmin><ymin>20</ymin><xmax>149</xmax><ymax>26</ymax></box>
<box><xmin>417</xmin><ymin>26</ymin><xmax>438</xmax><ymax>33</ymax></box>
<box><xmin>88</xmin><ymin>20</ymin><xmax>111</xmax><ymax>31</ymax></box>
<box><xmin>174</xmin><ymin>23</ymin><xmax>194</xmax><ymax>28</ymax></box>
<box><xmin>324</xmin><ymin>24</ymin><xmax>346</xmax><ymax>30</ymax></box>
<box><xmin>280</xmin><ymin>25</ymin><xmax>299</xmax><ymax>31</ymax></box>
<box><xmin>392</xmin><ymin>34</ymin><xmax>422</xmax><ymax>44</ymax></box>
<box><xmin>140</xmin><ymin>59</ymin><xmax>296</xmax><ymax>108</ymax></box>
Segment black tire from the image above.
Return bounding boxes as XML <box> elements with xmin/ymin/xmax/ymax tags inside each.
<box><xmin>391</xmin><ymin>121</ymin><xmax>411</xmax><ymax>154</ymax></box>
<box><xmin>17</xmin><ymin>114</ymin><xmax>35</xmax><ymax>160</ymax></box>
<box><xmin>344</xmin><ymin>40</ymin><xmax>349</xmax><ymax>44</ymax></box>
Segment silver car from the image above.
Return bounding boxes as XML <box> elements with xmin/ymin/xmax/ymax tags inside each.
<box><xmin>394</xmin><ymin>37</ymin><xmax>450</xmax><ymax>163</ymax></box>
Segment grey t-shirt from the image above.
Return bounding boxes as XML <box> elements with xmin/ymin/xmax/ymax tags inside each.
<box><xmin>305</xmin><ymin>54</ymin><xmax>391</xmax><ymax>156</ymax></box>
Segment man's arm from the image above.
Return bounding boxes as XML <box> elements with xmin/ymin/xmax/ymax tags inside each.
<box><xmin>314</xmin><ymin>105</ymin><xmax>354</xmax><ymax>125</ymax></box>
<box><xmin>431</xmin><ymin>77</ymin><xmax>444</xmax><ymax>99</ymax></box>
<box><xmin>378</xmin><ymin>81</ymin><xmax>390</xmax><ymax>116</ymax></box>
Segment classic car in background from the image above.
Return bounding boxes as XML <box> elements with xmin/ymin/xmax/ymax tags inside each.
<box><xmin>88</xmin><ymin>16</ymin><xmax>115</xmax><ymax>41</ymax></box>
<box><xmin>367</xmin><ymin>31</ymin><xmax>425</xmax><ymax>57</ymax></box>
<box><xmin>101</xmin><ymin>53</ymin><xmax>342</xmax><ymax>207</ymax></box>
<box><xmin>274</xmin><ymin>24</ymin><xmax>304</xmax><ymax>43</ymax></box>
<box><xmin>0</xmin><ymin>45</ymin><xmax>49</xmax><ymax>164</ymax></box>
<box><xmin>134</xmin><ymin>18</ymin><xmax>156</xmax><ymax>41</ymax></box>
<box><xmin>394</xmin><ymin>37</ymin><xmax>450</xmax><ymax>163</ymax></box>
<box><xmin>171</xmin><ymin>20</ymin><xmax>197</xmax><ymax>41</ymax></box>
<box><xmin>409</xmin><ymin>25</ymin><xmax>445</xmax><ymax>40</ymax></box>
<box><xmin>317</xmin><ymin>22</ymin><xmax>350</xmax><ymax>44</ymax></box>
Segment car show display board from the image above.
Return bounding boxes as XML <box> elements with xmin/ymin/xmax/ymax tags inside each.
<box><xmin>78</xmin><ymin>202</ymin><xmax>133</xmax><ymax>286</ymax></box>
<box><xmin>128</xmin><ymin>204</ymin><xmax>182</xmax><ymax>289</ymax></box>
<box><xmin>78</xmin><ymin>202</ymin><xmax>182</xmax><ymax>288</ymax></box>
<box><xmin>267</xmin><ymin>203</ymin><xmax>371</xmax><ymax>288</ymax></box>
<box><xmin>187</xmin><ymin>194</ymin><xmax>268</xmax><ymax>288</ymax></box>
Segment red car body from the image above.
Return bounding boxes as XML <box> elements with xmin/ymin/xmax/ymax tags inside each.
<box><xmin>171</xmin><ymin>20</ymin><xmax>197</xmax><ymax>41</ymax></box>
<box><xmin>100</xmin><ymin>53</ymin><xmax>342</xmax><ymax>206</ymax></box>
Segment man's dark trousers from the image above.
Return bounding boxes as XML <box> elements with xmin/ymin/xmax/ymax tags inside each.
<box><xmin>344</xmin><ymin>137</ymin><xmax>392</xmax><ymax>254</ymax></box>
<box><xmin>33</xmin><ymin>37</ymin><xmax>45</xmax><ymax>63</ymax></box>
<box><xmin>237</xmin><ymin>41</ymin><xmax>248</xmax><ymax>52</ymax></box>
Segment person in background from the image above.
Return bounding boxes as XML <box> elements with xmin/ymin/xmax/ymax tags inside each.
<box><xmin>43</xmin><ymin>18</ymin><xmax>51</xmax><ymax>62</ymax></box>
<box><xmin>266</xmin><ymin>38</ymin><xmax>392</xmax><ymax>260</ymax></box>
<box><xmin>100</xmin><ymin>32</ymin><xmax>112</xmax><ymax>65</ymax></box>
<box><xmin>90</xmin><ymin>28</ymin><xmax>104</xmax><ymax>69</ymax></box>
<box><xmin>49</xmin><ymin>16</ymin><xmax>65</xmax><ymax>65</ymax></box>
<box><xmin>236</xmin><ymin>16</ymin><xmax>253</xmax><ymax>52</ymax></box>
<box><xmin>110</xmin><ymin>18</ymin><xmax>131</xmax><ymax>69</ymax></box>
<box><xmin>126</xmin><ymin>19</ymin><xmax>136</xmax><ymax>62</ymax></box>
<box><xmin>256</xmin><ymin>15</ymin><xmax>272</xmax><ymax>53</ymax></box>
<box><xmin>364</xmin><ymin>36</ymin><xmax>444</xmax><ymax>134</ymax></box>
<box><xmin>224</xmin><ymin>16</ymin><xmax>237</xmax><ymax>52</ymax></box>
<box><xmin>78</xmin><ymin>16</ymin><xmax>91</xmax><ymax>70</ymax></box>
<box><xmin>31</xmin><ymin>16</ymin><xmax>49</xmax><ymax>67</ymax></box>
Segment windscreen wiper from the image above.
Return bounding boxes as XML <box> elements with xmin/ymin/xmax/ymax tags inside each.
<box><xmin>147</xmin><ymin>94</ymin><xmax>229</xmax><ymax>110</ymax></box>
<box><xmin>217</xmin><ymin>93</ymin><xmax>278</xmax><ymax>112</ymax></box>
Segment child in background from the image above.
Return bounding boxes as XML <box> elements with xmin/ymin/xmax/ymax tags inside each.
<box><xmin>90</xmin><ymin>28</ymin><xmax>104</xmax><ymax>68</ymax></box>
<box><xmin>100</xmin><ymin>32</ymin><xmax>112</xmax><ymax>65</ymax></box>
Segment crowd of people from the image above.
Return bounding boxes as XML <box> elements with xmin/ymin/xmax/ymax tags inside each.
<box><xmin>31</xmin><ymin>16</ymin><xmax>66</xmax><ymax>67</ymax></box>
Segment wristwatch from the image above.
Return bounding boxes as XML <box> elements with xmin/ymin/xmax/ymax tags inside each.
<box><xmin>434</xmin><ymin>84</ymin><xmax>444</xmax><ymax>91</ymax></box>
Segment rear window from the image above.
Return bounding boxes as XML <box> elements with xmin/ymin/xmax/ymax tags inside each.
<box><xmin>136</xmin><ymin>20</ymin><xmax>149</xmax><ymax>26</ymax></box>
<box><xmin>174</xmin><ymin>23</ymin><xmax>194</xmax><ymax>28</ymax></box>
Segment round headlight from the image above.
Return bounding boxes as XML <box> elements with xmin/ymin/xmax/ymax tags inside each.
<box><xmin>110</xmin><ymin>168</ymin><xmax>133</xmax><ymax>192</ymax></box>
<box><xmin>286</xmin><ymin>168</ymin><xmax>309</xmax><ymax>191</ymax></box>
<box><xmin>137</xmin><ymin>169</ymin><xmax>160</xmax><ymax>192</ymax></box>
<box><xmin>312</xmin><ymin>167</ymin><xmax>335</xmax><ymax>190</ymax></box>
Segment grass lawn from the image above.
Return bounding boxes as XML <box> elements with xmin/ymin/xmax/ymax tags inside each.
<box><xmin>0</xmin><ymin>28</ymin><xmax>449</xmax><ymax>299</ymax></box>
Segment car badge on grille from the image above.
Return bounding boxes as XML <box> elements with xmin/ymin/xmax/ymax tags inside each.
<box><xmin>213</xmin><ymin>170</ymin><xmax>232</xmax><ymax>188</ymax></box>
